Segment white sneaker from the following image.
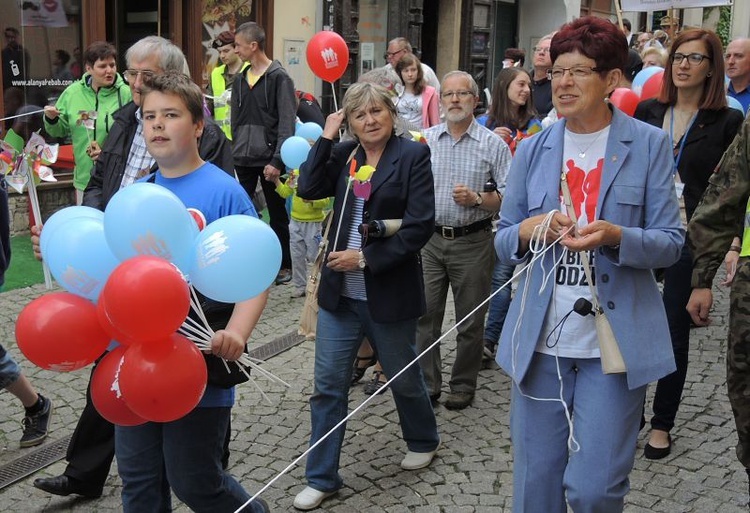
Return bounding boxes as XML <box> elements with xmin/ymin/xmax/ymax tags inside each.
<box><xmin>293</xmin><ymin>486</ymin><xmax>336</xmax><ymax>510</ymax></box>
<box><xmin>400</xmin><ymin>438</ymin><xmax>441</xmax><ymax>470</ymax></box>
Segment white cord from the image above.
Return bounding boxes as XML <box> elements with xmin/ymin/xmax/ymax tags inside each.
<box><xmin>510</xmin><ymin>209</ymin><xmax>579</xmax><ymax>452</ymax></box>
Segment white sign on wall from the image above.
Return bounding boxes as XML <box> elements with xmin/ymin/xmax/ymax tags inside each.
<box><xmin>620</xmin><ymin>0</ymin><xmax>732</xmax><ymax>9</ymax></box>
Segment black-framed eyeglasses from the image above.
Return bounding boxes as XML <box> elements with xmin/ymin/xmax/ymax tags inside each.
<box><xmin>440</xmin><ymin>90</ymin><xmax>475</xmax><ymax>99</ymax></box>
<box><xmin>546</xmin><ymin>66</ymin><xmax>601</xmax><ymax>80</ymax></box>
<box><xmin>670</xmin><ymin>53</ymin><xmax>711</xmax><ymax>65</ymax></box>
<box><xmin>383</xmin><ymin>49</ymin><xmax>406</xmax><ymax>59</ymax></box>
<box><xmin>124</xmin><ymin>69</ymin><xmax>156</xmax><ymax>81</ymax></box>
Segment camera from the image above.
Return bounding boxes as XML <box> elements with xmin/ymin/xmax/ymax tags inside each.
<box><xmin>483</xmin><ymin>177</ymin><xmax>498</xmax><ymax>193</ymax></box>
<box><xmin>358</xmin><ymin>219</ymin><xmax>402</xmax><ymax>238</ymax></box>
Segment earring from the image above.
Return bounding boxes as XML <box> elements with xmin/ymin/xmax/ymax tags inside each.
<box><xmin>707</xmin><ymin>72</ymin><xmax>713</xmax><ymax>77</ymax></box>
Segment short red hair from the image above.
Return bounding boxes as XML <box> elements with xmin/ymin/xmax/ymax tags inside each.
<box><xmin>551</xmin><ymin>16</ymin><xmax>627</xmax><ymax>74</ymax></box>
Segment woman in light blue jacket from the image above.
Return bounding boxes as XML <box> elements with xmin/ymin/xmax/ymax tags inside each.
<box><xmin>495</xmin><ymin>17</ymin><xmax>684</xmax><ymax>513</ymax></box>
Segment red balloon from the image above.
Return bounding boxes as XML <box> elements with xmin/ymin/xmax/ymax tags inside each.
<box><xmin>91</xmin><ymin>346</ymin><xmax>146</xmax><ymax>426</ymax></box>
<box><xmin>306</xmin><ymin>31</ymin><xmax>349</xmax><ymax>83</ymax></box>
<box><xmin>100</xmin><ymin>256</ymin><xmax>190</xmax><ymax>342</ymax></box>
<box><xmin>640</xmin><ymin>70</ymin><xmax>664</xmax><ymax>100</ymax></box>
<box><xmin>16</xmin><ymin>292</ymin><xmax>110</xmax><ymax>371</ymax></box>
<box><xmin>610</xmin><ymin>88</ymin><xmax>640</xmax><ymax>117</ymax></box>
<box><xmin>119</xmin><ymin>333</ymin><xmax>207</xmax><ymax>423</ymax></box>
<box><xmin>96</xmin><ymin>294</ymin><xmax>136</xmax><ymax>346</ymax></box>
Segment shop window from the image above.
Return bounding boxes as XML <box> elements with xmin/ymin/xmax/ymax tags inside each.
<box><xmin>358</xmin><ymin>0</ymin><xmax>389</xmax><ymax>75</ymax></box>
<box><xmin>1</xmin><ymin>0</ymin><xmax>83</xmax><ymax>135</ymax></box>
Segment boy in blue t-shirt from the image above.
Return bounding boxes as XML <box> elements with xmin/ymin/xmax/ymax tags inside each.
<box><xmin>115</xmin><ymin>71</ymin><xmax>270</xmax><ymax>513</ymax></box>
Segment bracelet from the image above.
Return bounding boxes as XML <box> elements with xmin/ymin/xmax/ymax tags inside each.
<box><xmin>729</xmin><ymin>245</ymin><xmax>742</xmax><ymax>253</ymax></box>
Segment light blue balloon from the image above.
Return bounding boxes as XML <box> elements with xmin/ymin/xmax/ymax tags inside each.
<box><xmin>296</xmin><ymin>122</ymin><xmax>324</xmax><ymax>144</ymax></box>
<box><xmin>632</xmin><ymin>66</ymin><xmax>663</xmax><ymax>96</ymax></box>
<box><xmin>46</xmin><ymin>217</ymin><xmax>120</xmax><ymax>301</ymax></box>
<box><xmin>190</xmin><ymin>215</ymin><xmax>281</xmax><ymax>303</ymax></box>
<box><xmin>40</xmin><ymin>206</ymin><xmax>104</xmax><ymax>261</ymax></box>
<box><xmin>103</xmin><ymin>182</ymin><xmax>198</xmax><ymax>274</ymax></box>
<box><xmin>727</xmin><ymin>95</ymin><xmax>745</xmax><ymax>114</ymax></box>
<box><xmin>281</xmin><ymin>136</ymin><xmax>312</xmax><ymax>170</ymax></box>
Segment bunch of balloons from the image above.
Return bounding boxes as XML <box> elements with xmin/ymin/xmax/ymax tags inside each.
<box><xmin>17</xmin><ymin>182</ymin><xmax>283</xmax><ymax>424</ymax></box>
<box><xmin>281</xmin><ymin>120</ymin><xmax>324</xmax><ymax>170</ymax></box>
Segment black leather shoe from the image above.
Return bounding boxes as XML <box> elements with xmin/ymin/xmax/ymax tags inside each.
<box><xmin>33</xmin><ymin>475</ymin><xmax>103</xmax><ymax>498</ymax></box>
<box><xmin>643</xmin><ymin>434</ymin><xmax>672</xmax><ymax>460</ymax></box>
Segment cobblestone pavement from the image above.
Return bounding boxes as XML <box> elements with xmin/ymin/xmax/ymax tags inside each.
<box><xmin>0</xmin><ymin>278</ymin><xmax>747</xmax><ymax>512</ymax></box>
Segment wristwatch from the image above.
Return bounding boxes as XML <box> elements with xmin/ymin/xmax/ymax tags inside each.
<box><xmin>358</xmin><ymin>250</ymin><xmax>367</xmax><ymax>270</ymax></box>
<box><xmin>473</xmin><ymin>192</ymin><xmax>483</xmax><ymax>208</ymax></box>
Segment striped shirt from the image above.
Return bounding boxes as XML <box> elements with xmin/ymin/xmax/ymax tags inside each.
<box><xmin>341</xmin><ymin>196</ymin><xmax>367</xmax><ymax>300</ymax></box>
<box><xmin>120</xmin><ymin>109</ymin><xmax>156</xmax><ymax>189</ymax></box>
<box><xmin>424</xmin><ymin>119</ymin><xmax>511</xmax><ymax>227</ymax></box>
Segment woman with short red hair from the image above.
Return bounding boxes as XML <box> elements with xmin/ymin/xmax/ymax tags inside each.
<box><xmin>495</xmin><ymin>16</ymin><xmax>684</xmax><ymax>511</ymax></box>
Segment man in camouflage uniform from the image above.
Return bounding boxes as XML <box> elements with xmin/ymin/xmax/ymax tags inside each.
<box><xmin>687</xmin><ymin>114</ymin><xmax>750</xmax><ymax>497</ymax></box>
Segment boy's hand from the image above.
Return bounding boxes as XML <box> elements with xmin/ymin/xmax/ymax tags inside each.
<box><xmin>210</xmin><ymin>329</ymin><xmax>246</xmax><ymax>361</ymax></box>
<box><xmin>31</xmin><ymin>224</ymin><xmax>43</xmax><ymax>261</ymax></box>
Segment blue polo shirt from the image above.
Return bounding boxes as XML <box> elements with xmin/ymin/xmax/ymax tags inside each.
<box><xmin>728</xmin><ymin>82</ymin><xmax>750</xmax><ymax>116</ymax></box>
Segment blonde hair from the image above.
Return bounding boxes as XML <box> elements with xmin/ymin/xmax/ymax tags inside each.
<box><xmin>641</xmin><ymin>47</ymin><xmax>667</xmax><ymax>68</ymax></box>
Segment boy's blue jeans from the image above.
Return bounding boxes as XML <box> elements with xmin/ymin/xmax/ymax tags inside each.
<box><xmin>0</xmin><ymin>343</ymin><xmax>21</xmax><ymax>389</ymax></box>
<box><xmin>115</xmin><ymin>407</ymin><xmax>265</xmax><ymax>513</ymax></box>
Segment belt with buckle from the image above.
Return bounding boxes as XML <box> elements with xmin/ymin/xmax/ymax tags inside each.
<box><xmin>435</xmin><ymin>218</ymin><xmax>492</xmax><ymax>239</ymax></box>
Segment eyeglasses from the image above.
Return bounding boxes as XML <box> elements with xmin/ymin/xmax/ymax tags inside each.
<box><xmin>124</xmin><ymin>69</ymin><xmax>156</xmax><ymax>81</ymax></box>
<box><xmin>383</xmin><ymin>49</ymin><xmax>406</xmax><ymax>59</ymax></box>
<box><xmin>670</xmin><ymin>53</ymin><xmax>711</xmax><ymax>65</ymax></box>
<box><xmin>533</xmin><ymin>47</ymin><xmax>550</xmax><ymax>54</ymax></box>
<box><xmin>440</xmin><ymin>90</ymin><xmax>475</xmax><ymax>99</ymax></box>
<box><xmin>546</xmin><ymin>66</ymin><xmax>601</xmax><ymax>80</ymax></box>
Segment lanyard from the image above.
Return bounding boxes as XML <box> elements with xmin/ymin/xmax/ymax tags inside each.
<box><xmin>669</xmin><ymin>107</ymin><xmax>697</xmax><ymax>174</ymax></box>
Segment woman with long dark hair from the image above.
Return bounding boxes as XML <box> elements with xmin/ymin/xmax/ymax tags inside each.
<box><xmin>635</xmin><ymin>29</ymin><xmax>743</xmax><ymax>460</ymax></box>
<box><xmin>477</xmin><ymin>67</ymin><xmax>540</xmax><ymax>155</ymax></box>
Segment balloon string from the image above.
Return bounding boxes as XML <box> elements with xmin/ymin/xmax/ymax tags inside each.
<box><xmin>0</xmin><ymin>108</ymin><xmax>45</xmax><ymax>123</ymax></box>
<box><xmin>25</xmin><ymin>174</ymin><xmax>53</xmax><ymax>289</ymax></box>
<box><xmin>331</xmin><ymin>178</ymin><xmax>351</xmax><ymax>252</ymax></box>
<box><xmin>330</xmin><ymin>81</ymin><xmax>339</xmax><ymax>112</ymax></box>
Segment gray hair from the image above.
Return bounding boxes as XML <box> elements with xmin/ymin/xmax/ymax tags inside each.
<box><xmin>388</xmin><ymin>37</ymin><xmax>412</xmax><ymax>53</ymax></box>
<box><xmin>440</xmin><ymin>71</ymin><xmax>479</xmax><ymax>96</ymax></box>
<box><xmin>342</xmin><ymin>83</ymin><xmax>397</xmax><ymax>137</ymax></box>
<box><xmin>126</xmin><ymin>36</ymin><xmax>187</xmax><ymax>74</ymax></box>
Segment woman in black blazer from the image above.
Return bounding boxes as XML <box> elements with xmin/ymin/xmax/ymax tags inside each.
<box><xmin>293</xmin><ymin>83</ymin><xmax>440</xmax><ymax>511</ymax></box>
<box><xmin>634</xmin><ymin>28</ymin><xmax>743</xmax><ymax>460</ymax></box>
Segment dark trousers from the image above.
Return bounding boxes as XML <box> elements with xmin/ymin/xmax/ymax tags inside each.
<box><xmin>649</xmin><ymin>243</ymin><xmax>693</xmax><ymax>432</ymax></box>
<box><xmin>64</xmin><ymin>359</ymin><xmax>232</xmax><ymax>488</ymax></box>
<box><xmin>236</xmin><ymin>165</ymin><xmax>292</xmax><ymax>269</ymax></box>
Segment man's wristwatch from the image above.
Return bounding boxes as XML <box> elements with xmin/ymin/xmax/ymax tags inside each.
<box><xmin>473</xmin><ymin>192</ymin><xmax>483</xmax><ymax>208</ymax></box>
<box><xmin>358</xmin><ymin>250</ymin><xmax>367</xmax><ymax>270</ymax></box>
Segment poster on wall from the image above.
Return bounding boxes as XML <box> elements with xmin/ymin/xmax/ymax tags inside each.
<box><xmin>620</xmin><ymin>0</ymin><xmax>731</xmax><ymax>10</ymax></box>
<box><xmin>201</xmin><ymin>0</ymin><xmax>254</xmax><ymax>87</ymax></box>
<box><xmin>20</xmin><ymin>0</ymin><xmax>68</xmax><ymax>28</ymax></box>
<box><xmin>285</xmin><ymin>39</ymin><xmax>305</xmax><ymax>90</ymax></box>
<box><xmin>360</xmin><ymin>43</ymin><xmax>374</xmax><ymax>75</ymax></box>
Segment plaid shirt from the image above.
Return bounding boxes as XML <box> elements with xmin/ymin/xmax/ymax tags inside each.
<box><xmin>120</xmin><ymin>109</ymin><xmax>155</xmax><ymax>189</ymax></box>
<box><xmin>424</xmin><ymin>119</ymin><xmax>511</xmax><ymax>227</ymax></box>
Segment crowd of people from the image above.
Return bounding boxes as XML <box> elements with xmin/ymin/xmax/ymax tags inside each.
<box><xmin>0</xmin><ymin>11</ymin><xmax>749</xmax><ymax>513</ymax></box>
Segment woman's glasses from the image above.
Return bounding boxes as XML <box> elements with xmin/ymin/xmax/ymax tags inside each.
<box><xmin>670</xmin><ymin>53</ymin><xmax>711</xmax><ymax>65</ymax></box>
